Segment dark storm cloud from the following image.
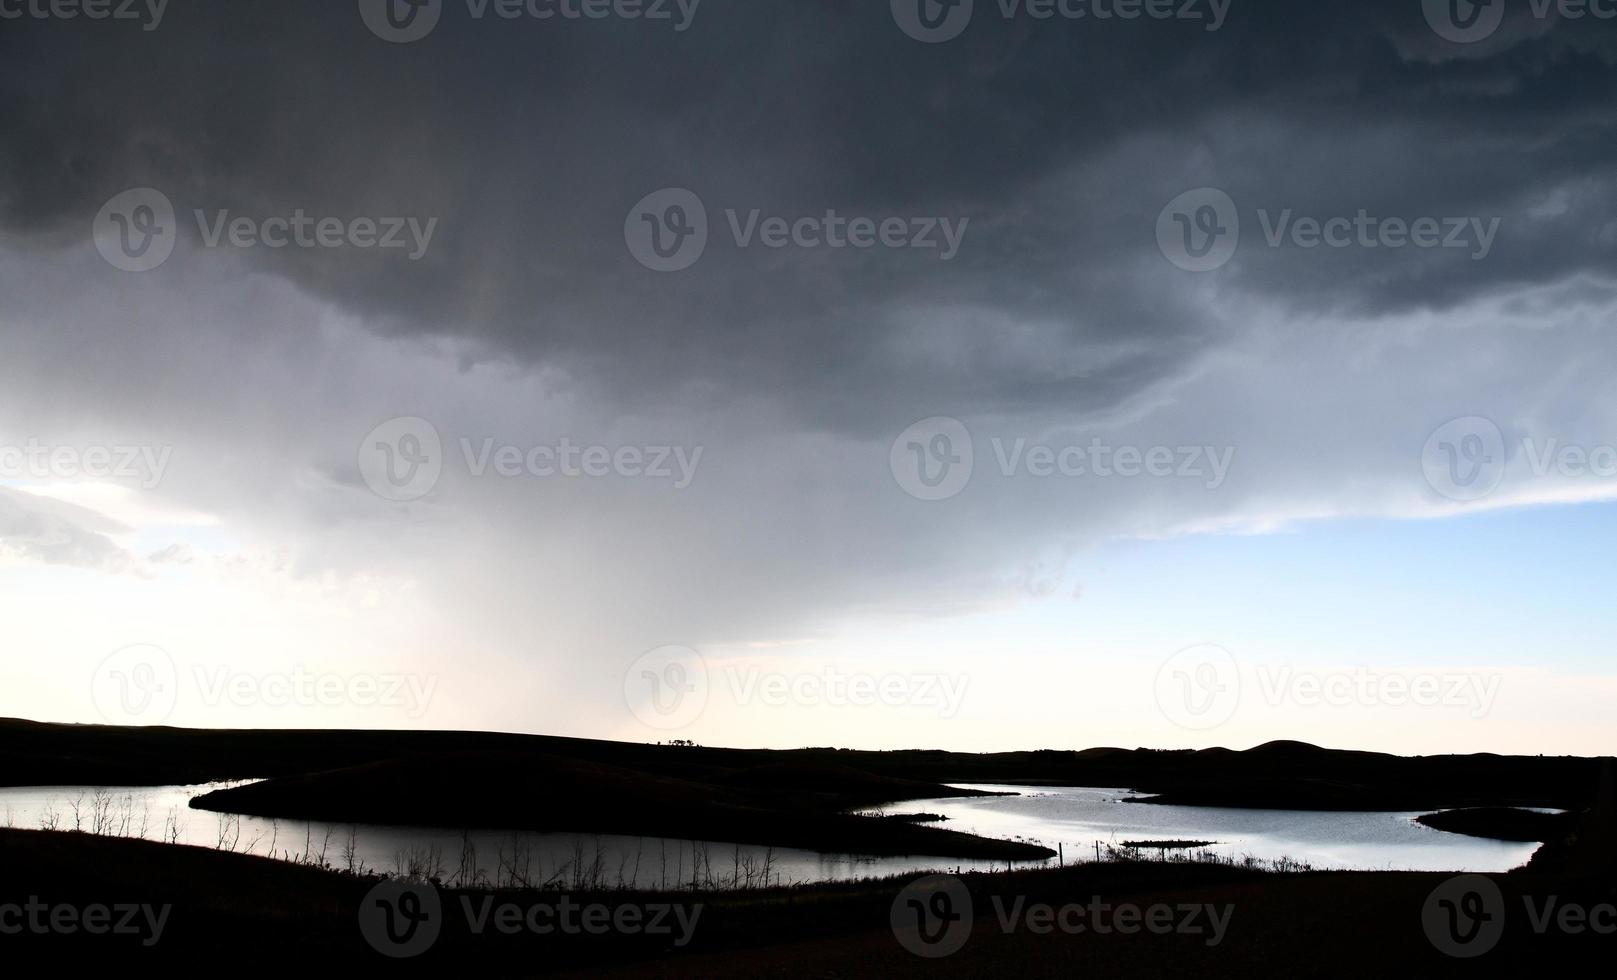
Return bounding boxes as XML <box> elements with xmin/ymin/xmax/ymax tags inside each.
<box><xmin>3</xmin><ymin>1</ymin><xmax>1616</xmax><ymax>431</ymax></box>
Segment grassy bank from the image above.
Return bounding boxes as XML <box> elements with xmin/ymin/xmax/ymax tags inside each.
<box><xmin>4</xmin><ymin>826</ymin><xmax>1613</xmax><ymax>975</ymax></box>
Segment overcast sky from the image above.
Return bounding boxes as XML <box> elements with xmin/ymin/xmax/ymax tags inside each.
<box><xmin>2</xmin><ymin>0</ymin><xmax>1616</xmax><ymax>754</ymax></box>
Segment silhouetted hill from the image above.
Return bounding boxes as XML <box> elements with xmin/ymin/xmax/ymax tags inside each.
<box><xmin>1415</xmin><ymin>807</ymin><xmax>1570</xmax><ymax>842</ymax></box>
<box><xmin>188</xmin><ymin>752</ymin><xmax>1046</xmax><ymax>860</ymax></box>
<box><xmin>3</xmin><ymin>718</ymin><xmax>1608</xmax><ymax>815</ymax></box>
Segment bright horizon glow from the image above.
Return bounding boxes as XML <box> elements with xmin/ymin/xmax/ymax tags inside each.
<box><xmin>6</xmin><ymin>468</ymin><xmax>1614</xmax><ymax>757</ymax></box>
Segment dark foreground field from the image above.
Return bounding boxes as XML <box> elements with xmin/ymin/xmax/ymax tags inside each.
<box><xmin>3</xmin><ymin>827</ymin><xmax>1613</xmax><ymax>975</ymax></box>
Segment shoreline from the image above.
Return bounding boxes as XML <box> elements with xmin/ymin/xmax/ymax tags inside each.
<box><xmin>3</xmin><ymin>826</ymin><xmax>1608</xmax><ymax>972</ymax></box>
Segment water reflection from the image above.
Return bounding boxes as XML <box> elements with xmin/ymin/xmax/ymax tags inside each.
<box><xmin>872</xmin><ymin>784</ymin><xmax>1542</xmax><ymax>872</ymax></box>
<box><xmin>0</xmin><ymin>781</ymin><xmax>1540</xmax><ymax>887</ymax></box>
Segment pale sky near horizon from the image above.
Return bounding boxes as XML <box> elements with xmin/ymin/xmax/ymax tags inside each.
<box><xmin>3</xmin><ymin>1</ymin><xmax>1617</xmax><ymax>757</ymax></box>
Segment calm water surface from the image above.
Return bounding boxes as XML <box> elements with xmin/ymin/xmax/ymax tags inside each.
<box><xmin>872</xmin><ymin>784</ymin><xmax>1542</xmax><ymax>872</ymax></box>
<box><xmin>0</xmin><ymin>782</ymin><xmax>1539</xmax><ymax>886</ymax></box>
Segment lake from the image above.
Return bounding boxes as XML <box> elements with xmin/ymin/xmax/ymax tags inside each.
<box><xmin>870</xmin><ymin>784</ymin><xmax>1543</xmax><ymax>872</ymax></box>
<box><xmin>0</xmin><ymin>782</ymin><xmax>1540</xmax><ymax>887</ymax></box>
